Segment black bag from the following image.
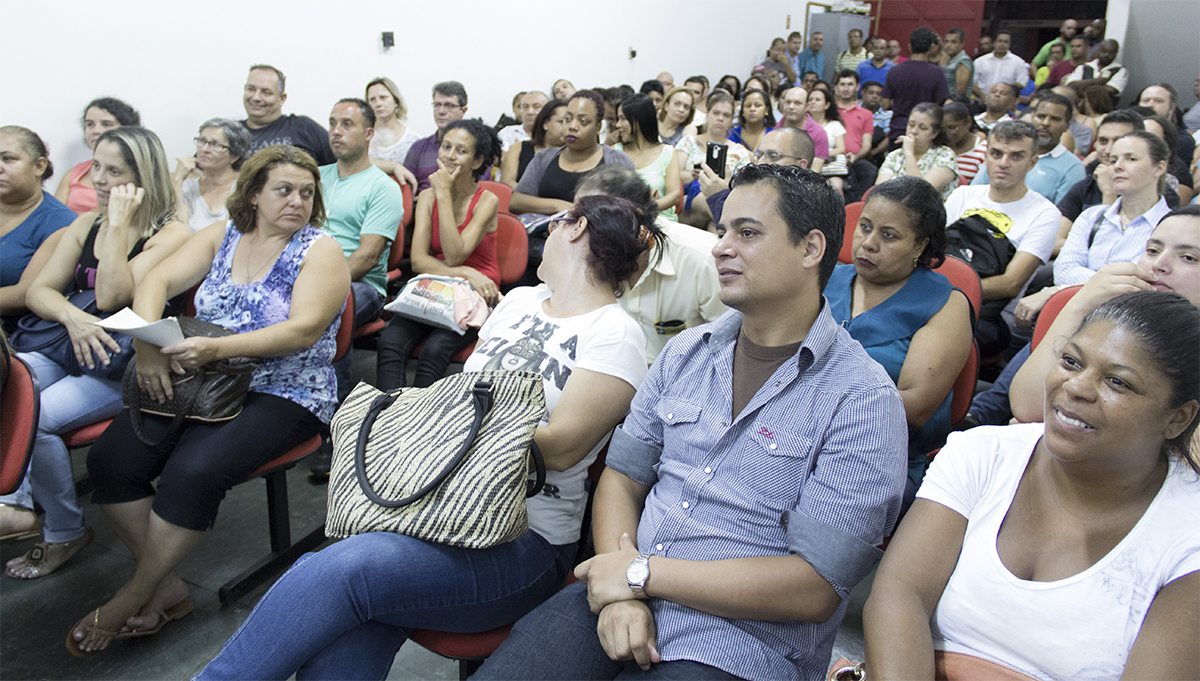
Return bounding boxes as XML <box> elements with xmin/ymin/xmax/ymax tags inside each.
<box><xmin>121</xmin><ymin>317</ymin><xmax>259</xmax><ymax>446</ymax></box>
<box><xmin>945</xmin><ymin>212</ymin><xmax>1018</xmax><ymax>320</ymax></box>
<box><xmin>9</xmin><ymin>290</ymin><xmax>134</xmax><ymax>381</ymax></box>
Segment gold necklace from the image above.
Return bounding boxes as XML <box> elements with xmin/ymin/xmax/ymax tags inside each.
<box><xmin>245</xmin><ymin>233</ymin><xmax>288</xmax><ymax>282</ymax></box>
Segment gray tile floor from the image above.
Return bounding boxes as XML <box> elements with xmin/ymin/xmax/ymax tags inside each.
<box><xmin>0</xmin><ymin>348</ymin><xmax>868</xmax><ymax>680</ymax></box>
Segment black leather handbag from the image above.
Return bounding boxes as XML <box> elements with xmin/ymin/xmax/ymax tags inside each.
<box><xmin>121</xmin><ymin>317</ymin><xmax>259</xmax><ymax>446</ymax></box>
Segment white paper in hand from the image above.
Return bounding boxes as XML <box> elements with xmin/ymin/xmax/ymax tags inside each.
<box><xmin>92</xmin><ymin>308</ymin><xmax>186</xmax><ymax>346</ymax></box>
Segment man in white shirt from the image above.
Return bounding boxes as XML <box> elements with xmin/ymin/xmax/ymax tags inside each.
<box><xmin>497</xmin><ymin>91</ymin><xmax>547</xmax><ymax>153</ymax></box>
<box><xmin>945</xmin><ymin>120</ymin><xmax>1060</xmax><ymax>356</ymax></box>
<box><xmin>1063</xmin><ymin>39</ymin><xmax>1127</xmax><ymax>97</ymax></box>
<box><xmin>574</xmin><ymin>167</ymin><xmax>727</xmax><ymax>365</ymax></box>
<box><xmin>973</xmin><ymin>92</ymin><xmax>1086</xmax><ymax>204</ymax></box>
<box><xmin>973</xmin><ymin>31</ymin><xmax>1030</xmax><ymax>99</ymax></box>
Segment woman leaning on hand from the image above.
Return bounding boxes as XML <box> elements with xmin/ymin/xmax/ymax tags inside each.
<box><xmin>875</xmin><ymin>102</ymin><xmax>959</xmax><ymax>199</ymax></box>
<box><xmin>67</xmin><ymin>145</ymin><xmax>350</xmax><ymax>656</ymax></box>
<box><xmin>4</xmin><ymin>127</ymin><xmax>191</xmax><ymax>581</ymax></box>
<box><xmin>864</xmin><ymin>290</ymin><xmax>1199</xmax><ymax>680</ymax></box>
<box><xmin>376</xmin><ymin>119</ymin><xmax>501</xmax><ymax>390</ymax></box>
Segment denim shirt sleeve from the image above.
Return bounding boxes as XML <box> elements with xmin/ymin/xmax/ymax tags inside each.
<box><xmin>788</xmin><ymin>382</ymin><xmax>907</xmax><ymax>593</ymax></box>
<box><xmin>605</xmin><ymin>345</ymin><xmax>668</xmax><ymax>486</ymax></box>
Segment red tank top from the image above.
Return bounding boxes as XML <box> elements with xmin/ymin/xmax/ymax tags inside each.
<box><xmin>430</xmin><ymin>186</ymin><xmax>500</xmax><ymax>285</ymax></box>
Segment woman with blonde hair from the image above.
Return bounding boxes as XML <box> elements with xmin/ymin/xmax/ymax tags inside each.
<box><xmin>365</xmin><ymin>77</ymin><xmax>422</xmax><ymax>165</ymax></box>
<box><xmin>656</xmin><ymin>86</ymin><xmax>698</xmax><ymax>147</ymax></box>
<box><xmin>5</xmin><ymin>127</ymin><xmax>191</xmax><ymax>581</ymax></box>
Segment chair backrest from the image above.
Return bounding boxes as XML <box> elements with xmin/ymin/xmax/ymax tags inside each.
<box><xmin>951</xmin><ymin>341</ymin><xmax>979</xmax><ymax>425</ymax></box>
<box><xmin>839</xmin><ymin>202</ymin><xmax>864</xmax><ymax>265</ymax></box>
<box><xmin>479</xmin><ymin>180</ymin><xmax>512</xmax><ymax>214</ymax></box>
<box><xmin>1032</xmin><ymin>285</ymin><xmax>1082</xmax><ymax>351</ymax></box>
<box><xmin>934</xmin><ymin>256</ymin><xmax>983</xmax><ymax>326</ymax></box>
<box><xmin>399</xmin><ymin>180</ymin><xmax>414</xmax><ymax>230</ymax></box>
<box><xmin>495</xmin><ymin>212</ymin><xmax>529</xmax><ymax>285</ymax></box>
<box><xmin>1</xmin><ymin>355</ymin><xmax>40</xmax><ymax>495</ymax></box>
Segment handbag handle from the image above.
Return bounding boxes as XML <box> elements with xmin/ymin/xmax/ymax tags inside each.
<box><xmin>127</xmin><ymin>368</ymin><xmax>207</xmax><ymax>447</ymax></box>
<box><xmin>354</xmin><ymin>379</ymin><xmax>547</xmax><ymax>508</ymax></box>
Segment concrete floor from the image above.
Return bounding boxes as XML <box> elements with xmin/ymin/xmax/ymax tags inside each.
<box><xmin>0</xmin><ymin>347</ymin><xmax>869</xmax><ymax>680</ymax></box>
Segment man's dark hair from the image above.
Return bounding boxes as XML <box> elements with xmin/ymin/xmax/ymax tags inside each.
<box><xmin>1036</xmin><ymin>91</ymin><xmax>1073</xmax><ymax>121</ymax></box>
<box><xmin>910</xmin><ymin>27</ymin><xmax>940</xmax><ymax>54</ymax></box>
<box><xmin>639</xmin><ymin>80</ymin><xmax>665</xmax><ymax>97</ymax></box>
<box><xmin>615</xmin><ymin>84</ymin><xmax>636</xmax><ymax>100</ymax></box>
<box><xmin>989</xmin><ymin>119</ymin><xmax>1039</xmax><ymax>154</ymax></box>
<box><xmin>684</xmin><ymin>75</ymin><xmax>709</xmax><ymax>89</ymax></box>
<box><xmin>946</xmin><ymin>28</ymin><xmax>965</xmax><ymax>42</ymax></box>
<box><xmin>336</xmin><ymin>97</ymin><xmax>375</xmax><ymax>128</ymax></box>
<box><xmin>1100</xmin><ymin>109</ymin><xmax>1145</xmax><ymax>130</ymax></box>
<box><xmin>432</xmin><ymin>81</ymin><xmax>468</xmax><ymax>107</ymax></box>
<box><xmin>849</xmin><ymin>28</ymin><xmax>863</xmax><ymax>38</ymax></box>
<box><xmin>835</xmin><ymin>69</ymin><xmax>860</xmax><ymax>85</ymax></box>
<box><xmin>862</xmin><ymin>80</ymin><xmax>884</xmax><ymax>92</ymax></box>
<box><xmin>1130</xmin><ymin>105</ymin><xmax>1157</xmax><ymax>119</ymax></box>
<box><xmin>787</xmin><ymin>31</ymin><xmax>803</xmax><ymax>41</ymax></box>
<box><xmin>729</xmin><ymin>164</ymin><xmax>843</xmax><ymax>291</ymax></box>
<box><xmin>996</xmin><ymin>29</ymin><xmax>1012</xmax><ymax>39</ymax></box>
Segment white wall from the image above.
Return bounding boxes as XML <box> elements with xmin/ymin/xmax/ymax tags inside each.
<box><xmin>3</xmin><ymin>0</ymin><xmax>813</xmax><ymax>188</ymax></box>
<box><xmin>1116</xmin><ymin>0</ymin><xmax>1200</xmax><ymax>109</ymax></box>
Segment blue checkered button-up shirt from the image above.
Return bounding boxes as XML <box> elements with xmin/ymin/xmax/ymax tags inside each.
<box><xmin>607</xmin><ymin>302</ymin><xmax>907</xmax><ymax>681</ymax></box>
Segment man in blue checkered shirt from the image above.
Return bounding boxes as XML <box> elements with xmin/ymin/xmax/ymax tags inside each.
<box><xmin>476</xmin><ymin>165</ymin><xmax>907</xmax><ymax>681</ymax></box>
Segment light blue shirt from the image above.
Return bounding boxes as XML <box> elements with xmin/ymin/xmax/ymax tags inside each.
<box><xmin>796</xmin><ymin>49</ymin><xmax>826</xmax><ymax>82</ymax></box>
<box><xmin>972</xmin><ymin>143</ymin><xmax>1086</xmax><ymax>204</ymax></box>
<box><xmin>1054</xmin><ymin>197</ymin><xmax>1170</xmax><ymax>285</ymax></box>
<box><xmin>606</xmin><ymin>303</ymin><xmax>907</xmax><ymax>681</ymax></box>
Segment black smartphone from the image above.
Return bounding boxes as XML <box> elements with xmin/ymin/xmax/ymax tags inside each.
<box><xmin>706</xmin><ymin>142</ymin><xmax>728</xmax><ymax>178</ymax></box>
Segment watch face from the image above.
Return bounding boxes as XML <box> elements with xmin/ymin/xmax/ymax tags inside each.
<box><xmin>627</xmin><ymin>562</ymin><xmax>650</xmax><ymax>584</ymax></box>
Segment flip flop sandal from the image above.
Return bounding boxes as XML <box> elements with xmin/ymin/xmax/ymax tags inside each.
<box><xmin>5</xmin><ymin>526</ymin><xmax>94</xmax><ymax>579</ymax></box>
<box><xmin>117</xmin><ymin>598</ymin><xmax>195</xmax><ymax>639</ymax></box>
<box><xmin>66</xmin><ymin>608</ymin><xmax>121</xmax><ymax>658</ymax></box>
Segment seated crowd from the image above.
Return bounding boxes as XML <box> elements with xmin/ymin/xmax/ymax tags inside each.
<box><xmin>1</xmin><ymin>18</ymin><xmax>1198</xmax><ymax>679</ymax></box>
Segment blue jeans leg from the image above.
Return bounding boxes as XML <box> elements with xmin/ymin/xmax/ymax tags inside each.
<box><xmin>334</xmin><ymin>282</ymin><xmax>385</xmax><ymax>402</ymax></box>
<box><xmin>197</xmin><ymin>531</ymin><xmax>575</xmax><ymax>681</ymax></box>
<box><xmin>969</xmin><ymin>342</ymin><xmax>1031</xmax><ymax>425</ymax></box>
<box><xmin>474</xmin><ymin>583</ymin><xmax>740</xmax><ymax>681</ymax></box>
<box><xmin>473</xmin><ymin>581</ymin><xmax>621</xmax><ymax>680</ymax></box>
<box><xmin>18</xmin><ymin>352</ymin><xmax>122</xmax><ymax>542</ymax></box>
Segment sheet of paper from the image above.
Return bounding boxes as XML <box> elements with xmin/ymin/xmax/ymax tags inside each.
<box><xmin>92</xmin><ymin>308</ymin><xmax>186</xmax><ymax>346</ymax></box>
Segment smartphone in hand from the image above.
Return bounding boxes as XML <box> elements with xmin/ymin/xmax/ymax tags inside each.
<box><xmin>706</xmin><ymin>142</ymin><xmax>728</xmax><ymax>178</ymax></box>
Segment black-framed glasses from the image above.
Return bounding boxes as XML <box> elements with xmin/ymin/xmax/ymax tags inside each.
<box><xmin>194</xmin><ymin>137</ymin><xmax>229</xmax><ymax>151</ymax></box>
<box><xmin>753</xmin><ymin>149</ymin><xmax>802</xmax><ymax>163</ymax></box>
<box><xmin>431</xmin><ymin>102</ymin><xmax>463</xmax><ymax>112</ymax></box>
<box><xmin>546</xmin><ymin>213</ymin><xmax>578</xmax><ymax>233</ymax></box>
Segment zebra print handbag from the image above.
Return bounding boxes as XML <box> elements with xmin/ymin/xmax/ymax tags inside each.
<box><xmin>326</xmin><ymin>371</ymin><xmax>547</xmax><ymax>549</ymax></box>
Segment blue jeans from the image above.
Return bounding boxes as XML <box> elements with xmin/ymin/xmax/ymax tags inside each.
<box><xmin>333</xmin><ymin>282</ymin><xmax>385</xmax><ymax>402</ymax></box>
<box><xmin>0</xmin><ymin>352</ymin><xmax>121</xmax><ymax>542</ymax></box>
<box><xmin>473</xmin><ymin>582</ymin><xmax>741</xmax><ymax>680</ymax></box>
<box><xmin>197</xmin><ymin>531</ymin><xmax>576</xmax><ymax>681</ymax></box>
<box><xmin>970</xmin><ymin>342</ymin><xmax>1032</xmax><ymax>425</ymax></box>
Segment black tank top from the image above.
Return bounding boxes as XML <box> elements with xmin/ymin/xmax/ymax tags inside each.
<box><xmin>538</xmin><ymin>150</ymin><xmax>605</xmax><ymax>203</ymax></box>
<box><xmin>73</xmin><ymin>217</ymin><xmax>150</xmax><ymax>291</ymax></box>
<box><xmin>516</xmin><ymin>141</ymin><xmax>537</xmax><ymax>183</ymax></box>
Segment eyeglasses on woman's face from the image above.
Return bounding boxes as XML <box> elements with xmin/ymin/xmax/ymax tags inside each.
<box><xmin>194</xmin><ymin>137</ymin><xmax>229</xmax><ymax>151</ymax></box>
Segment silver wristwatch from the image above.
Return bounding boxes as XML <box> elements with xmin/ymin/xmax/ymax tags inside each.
<box><xmin>626</xmin><ymin>553</ymin><xmax>651</xmax><ymax>599</ymax></box>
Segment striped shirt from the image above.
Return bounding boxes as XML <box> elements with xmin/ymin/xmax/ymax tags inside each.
<box><xmin>956</xmin><ymin>136</ymin><xmax>988</xmax><ymax>186</ymax></box>
<box><xmin>1054</xmin><ymin>197</ymin><xmax>1170</xmax><ymax>285</ymax></box>
<box><xmin>606</xmin><ymin>302</ymin><xmax>907</xmax><ymax>681</ymax></box>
